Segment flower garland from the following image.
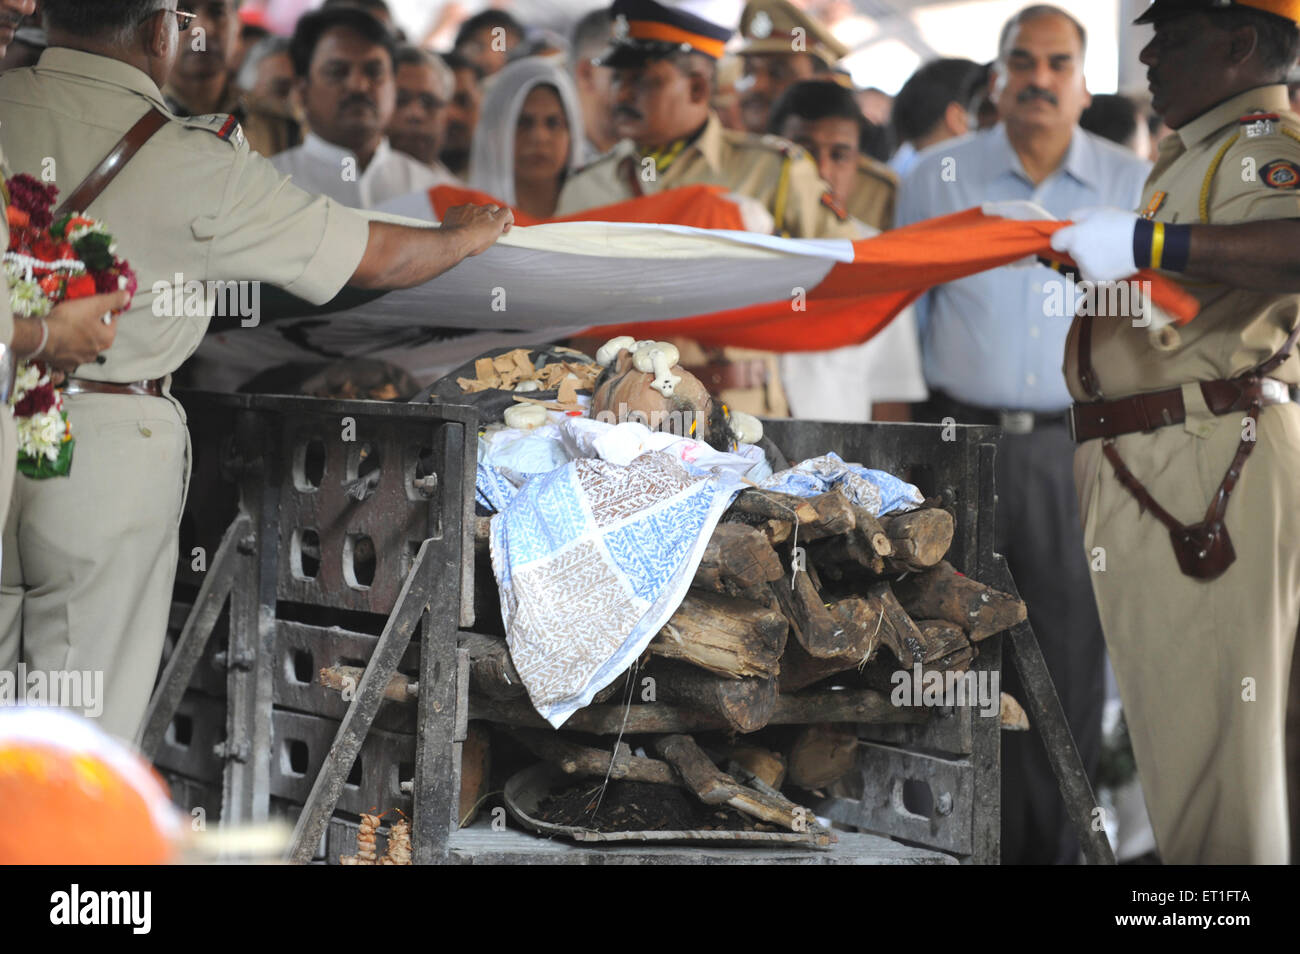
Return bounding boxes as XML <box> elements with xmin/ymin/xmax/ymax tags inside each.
<box><xmin>3</xmin><ymin>175</ymin><xmax>135</xmax><ymax>478</ymax></box>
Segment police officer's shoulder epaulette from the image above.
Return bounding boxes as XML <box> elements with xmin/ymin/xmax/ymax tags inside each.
<box><xmin>820</xmin><ymin>189</ymin><xmax>849</xmax><ymax>222</ymax></box>
<box><xmin>752</xmin><ymin>132</ymin><xmax>807</xmax><ymax>160</ymax></box>
<box><xmin>1239</xmin><ymin>112</ymin><xmax>1284</xmax><ymax>139</ymax></box>
<box><xmin>176</xmin><ymin>112</ymin><xmax>246</xmax><ymax>148</ymax></box>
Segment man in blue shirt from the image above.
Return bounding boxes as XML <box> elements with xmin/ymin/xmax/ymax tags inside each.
<box><xmin>897</xmin><ymin>3</ymin><xmax>1151</xmax><ymax>864</ymax></box>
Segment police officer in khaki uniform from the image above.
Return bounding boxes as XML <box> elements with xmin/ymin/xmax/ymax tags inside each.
<box><xmin>0</xmin><ymin>0</ymin><xmax>125</xmax><ymax>555</ymax></box>
<box><xmin>0</xmin><ymin>0</ymin><xmax>512</xmax><ymax>743</ymax></box>
<box><xmin>557</xmin><ymin>0</ymin><xmax>857</xmax><ymax>417</ymax></box>
<box><xmin>1051</xmin><ymin>0</ymin><xmax>1300</xmax><ymax>863</ymax></box>
<box><xmin>736</xmin><ymin>0</ymin><xmax>897</xmax><ymax>230</ymax></box>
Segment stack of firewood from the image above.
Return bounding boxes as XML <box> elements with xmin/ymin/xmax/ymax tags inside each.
<box><xmin>441</xmin><ymin>489</ymin><xmax>1028</xmax><ymax>833</ymax></box>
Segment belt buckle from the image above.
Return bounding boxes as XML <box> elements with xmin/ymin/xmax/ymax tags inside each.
<box><xmin>1000</xmin><ymin>410</ymin><xmax>1035</xmax><ymax>435</ymax></box>
<box><xmin>1067</xmin><ymin>406</ymin><xmax>1079</xmax><ymax>442</ymax></box>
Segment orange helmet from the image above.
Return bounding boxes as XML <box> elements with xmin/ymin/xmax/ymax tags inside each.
<box><xmin>0</xmin><ymin>708</ymin><xmax>182</xmax><ymax>865</ymax></box>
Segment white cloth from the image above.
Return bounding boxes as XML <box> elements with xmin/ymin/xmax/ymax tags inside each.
<box><xmin>270</xmin><ymin>132</ymin><xmax>458</xmax><ymax>210</ymax></box>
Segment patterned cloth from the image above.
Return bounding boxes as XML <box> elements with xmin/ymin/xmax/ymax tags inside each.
<box><xmin>760</xmin><ymin>452</ymin><xmax>924</xmax><ymax>516</ymax></box>
<box><xmin>489</xmin><ymin>452</ymin><xmax>744</xmax><ymax>727</ymax></box>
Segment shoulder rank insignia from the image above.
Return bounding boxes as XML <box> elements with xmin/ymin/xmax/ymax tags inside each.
<box><xmin>1140</xmin><ymin>191</ymin><xmax>1167</xmax><ymax>219</ymax></box>
<box><xmin>820</xmin><ymin>190</ymin><xmax>848</xmax><ymax>222</ymax></box>
<box><xmin>1260</xmin><ymin>158</ymin><xmax>1300</xmax><ymax>189</ymax></box>
<box><xmin>1240</xmin><ymin>112</ymin><xmax>1280</xmax><ymax>138</ymax></box>
<box><xmin>189</xmin><ymin>112</ymin><xmax>245</xmax><ymax>147</ymax></box>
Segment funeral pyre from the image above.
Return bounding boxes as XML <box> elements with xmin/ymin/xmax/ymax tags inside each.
<box><xmin>321</xmin><ymin>338</ymin><xmax>1030</xmax><ymax>847</ymax></box>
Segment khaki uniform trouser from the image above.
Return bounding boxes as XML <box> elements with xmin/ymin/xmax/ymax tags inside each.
<box><xmin>1075</xmin><ymin>387</ymin><xmax>1300</xmax><ymax>864</ymax></box>
<box><xmin>0</xmin><ymin>391</ymin><xmax>190</xmax><ymax>744</ymax></box>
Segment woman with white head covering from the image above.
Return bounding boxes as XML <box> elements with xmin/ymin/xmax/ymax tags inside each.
<box><xmin>469</xmin><ymin>56</ymin><xmax>586</xmax><ymax>220</ymax></box>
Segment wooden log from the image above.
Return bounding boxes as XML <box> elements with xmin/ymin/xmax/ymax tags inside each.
<box><xmin>462</xmin><ymin>632</ymin><xmax>525</xmax><ymax>700</ymax></box>
<box><xmin>509</xmin><ymin>729</ymin><xmax>678</xmax><ymax>784</ymax></box>
<box><xmin>473</xmin><ymin>515</ymin><xmax>492</xmax><ymax>559</ymax></box>
<box><xmin>872</xmin><ymin>583</ymin><xmax>930</xmax><ymax>667</ymax></box>
<box><xmin>458</xmin><ymin>722</ymin><xmax>491</xmax><ymax>827</ymax></box>
<box><xmin>470</xmin><ymin>686</ymin><xmax>925</xmax><ymax>733</ymax></box>
<box><xmin>649</xmin><ymin>591</ymin><xmax>788</xmax><ymax>679</ymax></box>
<box><xmin>891</xmin><ymin>560</ymin><xmax>1028</xmax><ymax>641</ymax></box>
<box><xmin>728</xmin><ymin>489</ymin><xmax>818</xmax><ymax>525</ymax></box>
<box><xmin>725</xmin><ymin>746</ymin><xmax>787</xmax><ymax>790</ymax></box>
<box><xmin>852</xmin><ymin>506</ymin><xmax>894</xmax><ymax>557</ymax></box>
<box><xmin>653</xmin><ymin>661</ymin><xmax>777</xmax><ymax>733</ymax></box>
<box><xmin>696</xmin><ymin>523</ymin><xmax>784</xmax><ymax>588</ymax></box>
<box><xmin>770</xmin><ymin>570</ymin><xmax>854</xmax><ymax>658</ymax></box>
<box><xmin>807</xmin><ymin>531</ymin><xmax>884</xmax><ymax>577</ymax></box>
<box><xmin>914</xmin><ymin>619</ymin><xmax>973</xmax><ymax>665</ymax></box>
<box><xmin>318</xmin><ymin>664</ymin><xmax>416</xmax><ymax>703</ymax></box>
<box><xmin>1000</xmin><ymin>692</ymin><xmax>1030</xmax><ymax>731</ymax></box>
<box><xmin>655</xmin><ymin>734</ymin><xmax>826</xmax><ymax>837</ymax></box>
<box><xmin>880</xmin><ymin>509</ymin><xmax>955</xmax><ymax>572</ymax></box>
<box><xmin>787</xmin><ymin>724</ymin><xmax>859</xmax><ymax>790</ymax></box>
<box><xmin>778</xmin><ymin>596</ymin><xmax>885</xmax><ymax>692</ymax></box>
<box><xmin>800</xmin><ymin>490</ymin><xmax>857</xmax><ymax>540</ymax></box>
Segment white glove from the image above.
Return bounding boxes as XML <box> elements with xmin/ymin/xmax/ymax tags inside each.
<box><xmin>1050</xmin><ymin>207</ymin><xmax>1140</xmax><ymax>283</ymax></box>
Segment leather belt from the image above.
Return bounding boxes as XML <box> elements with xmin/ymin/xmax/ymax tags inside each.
<box><xmin>683</xmin><ymin>358</ymin><xmax>769</xmax><ymax>392</ymax></box>
<box><xmin>1070</xmin><ymin>377</ymin><xmax>1291</xmax><ymax>443</ymax></box>
<box><xmin>63</xmin><ymin>377</ymin><xmax>165</xmax><ymax>398</ymax></box>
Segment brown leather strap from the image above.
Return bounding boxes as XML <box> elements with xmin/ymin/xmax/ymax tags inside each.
<box><xmin>1077</xmin><ymin>313</ymin><xmax>1101</xmax><ymax>400</ymax></box>
<box><xmin>1071</xmin><ymin>377</ymin><xmax>1289</xmax><ymax>442</ymax></box>
<box><xmin>63</xmin><ymin>377</ymin><xmax>164</xmax><ymax>398</ymax></box>
<box><xmin>1257</xmin><ymin>319</ymin><xmax>1300</xmax><ymax>378</ymax></box>
<box><xmin>52</xmin><ymin>108</ymin><xmax>169</xmax><ymax>219</ymax></box>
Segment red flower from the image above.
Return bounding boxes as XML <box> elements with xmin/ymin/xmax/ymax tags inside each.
<box><xmin>6</xmin><ymin>174</ymin><xmax>58</xmax><ymax>232</ymax></box>
<box><xmin>14</xmin><ymin>381</ymin><xmax>57</xmax><ymax>418</ymax></box>
<box><xmin>65</xmin><ymin>274</ymin><xmax>96</xmax><ymax>299</ymax></box>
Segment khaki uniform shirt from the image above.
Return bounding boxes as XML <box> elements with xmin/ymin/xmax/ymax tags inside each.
<box><xmin>0</xmin><ymin>49</ymin><xmax>371</xmax><ymax>383</ymax></box>
<box><xmin>845</xmin><ymin>154</ymin><xmax>898</xmax><ymax>231</ymax></box>
<box><xmin>1065</xmin><ymin>85</ymin><xmax>1300</xmax><ymax>399</ymax></box>
<box><xmin>556</xmin><ymin>111</ymin><xmax>859</xmax><ymax>240</ymax></box>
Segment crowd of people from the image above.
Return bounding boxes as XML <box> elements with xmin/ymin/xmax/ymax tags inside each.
<box><xmin>0</xmin><ymin>0</ymin><xmax>1298</xmax><ymax>868</ymax></box>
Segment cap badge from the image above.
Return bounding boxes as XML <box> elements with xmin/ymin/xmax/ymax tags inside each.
<box><xmin>751</xmin><ymin>10</ymin><xmax>773</xmax><ymax>38</ymax></box>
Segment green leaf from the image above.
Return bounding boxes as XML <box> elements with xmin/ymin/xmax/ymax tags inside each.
<box><xmin>17</xmin><ymin>438</ymin><xmax>74</xmax><ymax>479</ymax></box>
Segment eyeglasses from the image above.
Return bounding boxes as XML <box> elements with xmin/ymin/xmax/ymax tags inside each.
<box><xmin>142</xmin><ymin>8</ymin><xmax>197</xmax><ymax>31</ymax></box>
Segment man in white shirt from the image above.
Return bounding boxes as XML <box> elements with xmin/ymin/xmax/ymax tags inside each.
<box><xmin>271</xmin><ymin>5</ymin><xmax>451</xmax><ymax>209</ymax></box>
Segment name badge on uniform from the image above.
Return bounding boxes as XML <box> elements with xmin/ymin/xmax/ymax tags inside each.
<box><xmin>1141</xmin><ymin>191</ymin><xmax>1167</xmax><ymax>220</ymax></box>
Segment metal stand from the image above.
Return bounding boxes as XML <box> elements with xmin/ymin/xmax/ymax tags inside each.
<box><xmin>143</xmin><ymin>392</ymin><xmax>474</xmax><ymax>862</ymax></box>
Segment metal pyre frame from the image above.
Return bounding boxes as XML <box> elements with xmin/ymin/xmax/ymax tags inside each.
<box><xmin>144</xmin><ymin>394</ymin><xmax>1111</xmax><ymax>865</ymax></box>
<box><xmin>138</xmin><ymin>391</ymin><xmax>476</xmax><ymax>864</ymax></box>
